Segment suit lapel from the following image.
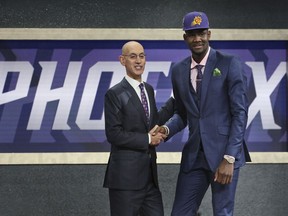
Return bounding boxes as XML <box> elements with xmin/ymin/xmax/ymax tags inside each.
<box><xmin>121</xmin><ymin>78</ymin><xmax>149</xmax><ymax>128</ymax></box>
<box><xmin>182</xmin><ymin>58</ymin><xmax>199</xmax><ymax>112</ymax></box>
<box><xmin>201</xmin><ymin>48</ymin><xmax>217</xmax><ymax>109</ymax></box>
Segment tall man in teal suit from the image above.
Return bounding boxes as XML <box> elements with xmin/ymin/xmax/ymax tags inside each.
<box><xmin>161</xmin><ymin>11</ymin><xmax>251</xmax><ymax>216</ymax></box>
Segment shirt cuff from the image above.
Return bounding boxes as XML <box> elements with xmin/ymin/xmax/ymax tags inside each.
<box><xmin>162</xmin><ymin>125</ymin><xmax>169</xmax><ymax>136</ymax></box>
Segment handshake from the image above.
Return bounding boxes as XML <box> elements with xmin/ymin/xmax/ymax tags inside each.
<box><xmin>149</xmin><ymin>125</ymin><xmax>169</xmax><ymax>146</ymax></box>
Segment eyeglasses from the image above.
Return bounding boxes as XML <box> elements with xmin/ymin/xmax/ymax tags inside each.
<box><xmin>122</xmin><ymin>53</ymin><xmax>146</xmax><ymax>60</ymax></box>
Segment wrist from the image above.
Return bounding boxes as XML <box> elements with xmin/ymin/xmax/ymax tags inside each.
<box><xmin>224</xmin><ymin>155</ymin><xmax>235</xmax><ymax>164</ymax></box>
<box><xmin>162</xmin><ymin>125</ymin><xmax>169</xmax><ymax>136</ymax></box>
<box><xmin>148</xmin><ymin>133</ymin><xmax>151</xmax><ymax>144</ymax></box>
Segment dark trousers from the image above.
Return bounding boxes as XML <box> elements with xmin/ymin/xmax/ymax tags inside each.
<box><xmin>109</xmin><ymin>183</ymin><xmax>164</xmax><ymax>216</ymax></box>
<box><xmin>109</xmin><ymin>166</ymin><xmax>164</xmax><ymax>216</ymax></box>
<box><xmin>171</xmin><ymin>150</ymin><xmax>240</xmax><ymax>216</ymax></box>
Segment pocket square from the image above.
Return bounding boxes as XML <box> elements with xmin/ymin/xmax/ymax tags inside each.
<box><xmin>213</xmin><ymin>68</ymin><xmax>221</xmax><ymax>76</ymax></box>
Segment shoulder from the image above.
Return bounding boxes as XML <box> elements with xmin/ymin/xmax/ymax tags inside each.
<box><xmin>213</xmin><ymin>48</ymin><xmax>241</xmax><ymax>62</ymax></box>
<box><xmin>172</xmin><ymin>56</ymin><xmax>191</xmax><ymax>69</ymax></box>
<box><xmin>144</xmin><ymin>82</ymin><xmax>155</xmax><ymax>94</ymax></box>
<box><xmin>144</xmin><ymin>82</ymin><xmax>153</xmax><ymax>89</ymax></box>
<box><xmin>106</xmin><ymin>82</ymin><xmax>121</xmax><ymax>94</ymax></box>
<box><xmin>105</xmin><ymin>79</ymin><xmax>127</xmax><ymax>98</ymax></box>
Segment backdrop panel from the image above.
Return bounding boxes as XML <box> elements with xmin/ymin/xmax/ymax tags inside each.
<box><xmin>0</xmin><ymin>40</ymin><xmax>287</xmax><ymax>160</ymax></box>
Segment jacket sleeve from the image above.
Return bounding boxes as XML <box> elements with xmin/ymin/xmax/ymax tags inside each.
<box><xmin>157</xmin><ymin>96</ymin><xmax>176</xmax><ymax>125</ymax></box>
<box><xmin>225</xmin><ymin>56</ymin><xmax>248</xmax><ymax>159</ymax></box>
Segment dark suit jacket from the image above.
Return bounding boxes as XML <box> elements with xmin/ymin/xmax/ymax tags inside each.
<box><xmin>103</xmin><ymin>78</ymin><xmax>174</xmax><ymax>190</ymax></box>
<box><xmin>166</xmin><ymin>48</ymin><xmax>251</xmax><ymax>172</ymax></box>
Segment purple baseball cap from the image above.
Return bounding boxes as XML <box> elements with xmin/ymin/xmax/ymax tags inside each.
<box><xmin>182</xmin><ymin>11</ymin><xmax>209</xmax><ymax>31</ymax></box>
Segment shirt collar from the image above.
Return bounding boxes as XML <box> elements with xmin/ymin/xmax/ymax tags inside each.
<box><xmin>125</xmin><ymin>75</ymin><xmax>143</xmax><ymax>90</ymax></box>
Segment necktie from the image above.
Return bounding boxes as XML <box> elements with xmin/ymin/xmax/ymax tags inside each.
<box><xmin>195</xmin><ymin>65</ymin><xmax>203</xmax><ymax>98</ymax></box>
<box><xmin>139</xmin><ymin>83</ymin><xmax>150</xmax><ymax>125</ymax></box>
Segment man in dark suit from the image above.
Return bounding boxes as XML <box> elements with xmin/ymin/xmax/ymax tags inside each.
<box><xmin>103</xmin><ymin>41</ymin><xmax>174</xmax><ymax>216</ymax></box>
<box><xmin>160</xmin><ymin>12</ymin><xmax>251</xmax><ymax>216</ymax></box>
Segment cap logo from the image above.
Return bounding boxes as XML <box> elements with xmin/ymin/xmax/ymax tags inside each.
<box><xmin>191</xmin><ymin>16</ymin><xmax>202</xmax><ymax>26</ymax></box>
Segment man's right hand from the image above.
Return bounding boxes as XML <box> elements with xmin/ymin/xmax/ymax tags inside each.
<box><xmin>153</xmin><ymin>125</ymin><xmax>168</xmax><ymax>136</ymax></box>
<box><xmin>149</xmin><ymin>125</ymin><xmax>167</xmax><ymax>146</ymax></box>
<box><xmin>150</xmin><ymin>132</ymin><xmax>167</xmax><ymax>146</ymax></box>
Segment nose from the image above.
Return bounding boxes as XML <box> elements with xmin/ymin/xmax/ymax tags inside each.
<box><xmin>193</xmin><ymin>34</ymin><xmax>202</xmax><ymax>42</ymax></box>
<box><xmin>135</xmin><ymin>55</ymin><xmax>142</xmax><ymax>62</ymax></box>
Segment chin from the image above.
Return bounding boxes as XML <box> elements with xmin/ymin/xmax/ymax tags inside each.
<box><xmin>193</xmin><ymin>49</ymin><xmax>204</xmax><ymax>55</ymax></box>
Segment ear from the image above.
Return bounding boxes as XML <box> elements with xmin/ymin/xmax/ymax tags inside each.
<box><xmin>183</xmin><ymin>33</ymin><xmax>187</xmax><ymax>40</ymax></box>
<box><xmin>207</xmin><ymin>30</ymin><xmax>211</xmax><ymax>39</ymax></box>
<box><xmin>119</xmin><ymin>55</ymin><xmax>125</xmax><ymax>66</ymax></box>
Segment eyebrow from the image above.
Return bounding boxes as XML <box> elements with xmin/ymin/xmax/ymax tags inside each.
<box><xmin>123</xmin><ymin>52</ymin><xmax>145</xmax><ymax>55</ymax></box>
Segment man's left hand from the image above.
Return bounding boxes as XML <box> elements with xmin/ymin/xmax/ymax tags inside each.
<box><xmin>214</xmin><ymin>159</ymin><xmax>234</xmax><ymax>184</ymax></box>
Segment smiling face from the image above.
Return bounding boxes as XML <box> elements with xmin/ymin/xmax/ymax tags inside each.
<box><xmin>119</xmin><ymin>41</ymin><xmax>146</xmax><ymax>82</ymax></box>
<box><xmin>183</xmin><ymin>29</ymin><xmax>211</xmax><ymax>63</ymax></box>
